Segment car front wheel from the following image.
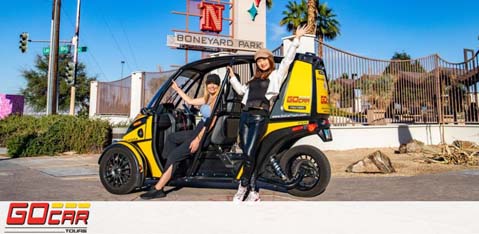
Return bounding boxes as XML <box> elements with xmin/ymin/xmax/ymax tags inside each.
<box><xmin>99</xmin><ymin>145</ymin><xmax>141</xmax><ymax>194</ymax></box>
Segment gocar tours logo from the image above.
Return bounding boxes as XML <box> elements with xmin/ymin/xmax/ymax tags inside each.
<box><xmin>4</xmin><ymin>202</ymin><xmax>90</xmax><ymax>233</ymax></box>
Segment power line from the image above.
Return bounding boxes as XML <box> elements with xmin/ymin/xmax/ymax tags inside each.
<box><xmin>60</xmin><ymin>2</ymin><xmax>108</xmax><ymax>81</ymax></box>
<box><xmin>119</xmin><ymin>20</ymin><xmax>140</xmax><ymax>70</ymax></box>
<box><xmin>86</xmin><ymin>51</ymin><xmax>108</xmax><ymax>81</ymax></box>
<box><xmin>101</xmin><ymin>14</ymin><xmax>133</xmax><ymax>72</ymax></box>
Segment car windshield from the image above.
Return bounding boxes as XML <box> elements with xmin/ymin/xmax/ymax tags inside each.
<box><xmin>160</xmin><ymin>69</ymin><xmax>201</xmax><ymax>108</ymax></box>
<box><xmin>147</xmin><ymin>59</ymin><xmax>257</xmax><ymax>110</ymax></box>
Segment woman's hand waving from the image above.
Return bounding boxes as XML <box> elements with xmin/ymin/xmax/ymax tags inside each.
<box><xmin>171</xmin><ymin>81</ymin><xmax>180</xmax><ymax>92</ymax></box>
<box><xmin>295</xmin><ymin>24</ymin><xmax>308</xmax><ymax>39</ymax></box>
<box><xmin>226</xmin><ymin>66</ymin><xmax>235</xmax><ymax>79</ymax></box>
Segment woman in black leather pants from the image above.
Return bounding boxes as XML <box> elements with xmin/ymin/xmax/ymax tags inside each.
<box><xmin>228</xmin><ymin>25</ymin><xmax>307</xmax><ymax>202</ymax></box>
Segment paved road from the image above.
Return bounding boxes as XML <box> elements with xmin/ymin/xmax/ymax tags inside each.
<box><xmin>1</xmin><ymin>154</ymin><xmax>479</xmax><ymax>201</ymax></box>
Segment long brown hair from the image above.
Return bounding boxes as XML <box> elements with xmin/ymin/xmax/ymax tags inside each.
<box><xmin>252</xmin><ymin>56</ymin><xmax>275</xmax><ymax>81</ymax></box>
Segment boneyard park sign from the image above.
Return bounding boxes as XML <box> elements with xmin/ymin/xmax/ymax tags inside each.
<box><xmin>167</xmin><ymin>32</ymin><xmax>264</xmax><ymax>52</ymax></box>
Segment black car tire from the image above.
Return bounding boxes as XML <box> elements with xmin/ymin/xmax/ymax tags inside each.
<box><xmin>280</xmin><ymin>145</ymin><xmax>331</xmax><ymax>197</ymax></box>
<box><xmin>99</xmin><ymin>145</ymin><xmax>141</xmax><ymax>194</ymax></box>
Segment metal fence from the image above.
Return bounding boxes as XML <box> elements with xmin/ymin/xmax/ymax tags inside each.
<box><xmin>94</xmin><ymin>70</ymin><xmax>178</xmax><ymax>116</ymax></box>
<box><xmin>142</xmin><ymin>70</ymin><xmax>177</xmax><ymax>106</ymax></box>
<box><xmin>319</xmin><ymin>42</ymin><xmax>479</xmax><ymax>125</ymax></box>
<box><xmin>96</xmin><ymin>76</ymin><xmax>131</xmax><ymax>115</ymax></box>
<box><xmin>94</xmin><ymin>43</ymin><xmax>479</xmax><ymax>125</ymax></box>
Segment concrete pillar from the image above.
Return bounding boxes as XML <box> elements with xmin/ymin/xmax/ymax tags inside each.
<box><xmin>233</xmin><ymin>0</ymin><xmax>266</xmax><ymax>47</ymax></box>
<box><xmin>89</xmin><ymin>81</ymin><xmax>98</xmax><ymax>117</ymax></box>
<box><xmin>129</xmin><ymin>72</ymin><xmax>145</xmax><ymax>118</ymax></box>
<box><xmin>282</xmin><ymin>34</ymin><xmax>317</xmax><ymax>55</ymax></box>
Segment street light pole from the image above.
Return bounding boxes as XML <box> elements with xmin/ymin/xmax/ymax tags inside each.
<box><xmin>121</xmin><ymin>61</ymin><xmax>125</xmax><ymax>78</ymax></box>
<box><xmin>69</xmin><ymin>0</ymin><xmax>81</xmax><ymax>116</ymax></box>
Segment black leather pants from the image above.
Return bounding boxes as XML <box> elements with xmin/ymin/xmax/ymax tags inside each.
<box><xmin>238</xmin><ymin>111</ymin><xmax>268</xmax><ymax>191</ymax></box>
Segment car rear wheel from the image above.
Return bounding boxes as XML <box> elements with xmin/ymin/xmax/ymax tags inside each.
<box><xmin>99</xmin><ymin>146</ymin><xmax>140</xmax><ymax>194</ymax></box>
<box><xmin>280</xmin><ymin>145</ymin><xmax>331</xmax><ymax>197</ymax></box>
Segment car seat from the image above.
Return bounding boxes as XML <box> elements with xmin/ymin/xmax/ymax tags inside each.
<box><xmin>209</xmin><ymin>83</ymin><xmax>242</xmax><ymax>147</ymax></box>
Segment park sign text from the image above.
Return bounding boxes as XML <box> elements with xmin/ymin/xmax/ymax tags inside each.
<box><xmin>167</xmin><ymin>32</ymin><xmax>264</xmax><ymax>52</ymax></box>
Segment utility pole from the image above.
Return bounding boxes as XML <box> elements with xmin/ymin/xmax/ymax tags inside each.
<box><xmin>69</xmin><ymin>0</ymin><xmax>82</xmax><ymax>115</ymax></box>
<box><xmin>121</xmin><ymin>61</ymin><xmax>125</xmax><ymax>78</ymax></box>
<box><xmin>46</xmin><ymin>0</ymin><xmax>62</xmax><ymax>115</ymax></box>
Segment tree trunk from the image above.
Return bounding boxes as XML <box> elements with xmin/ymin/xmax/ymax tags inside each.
<box><xmin>306</xmin><ymin>0</ymin><xmax>317</xmax><ymax>34</ymax></box>
<box><xmin>318</xmin><ymin>36</ymin><xmax>324</xmax><ymax>58</ymax></box>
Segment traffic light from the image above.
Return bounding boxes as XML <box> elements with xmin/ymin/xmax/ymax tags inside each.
<box><xmin>65</xmin><ymin>62</ymin><xmax>75</xmax><ymax>86</ymax></box>
<box><xmin>19</xmin><ymin>32</ymin><xmax>29</xmax><ymax>53</ymax></box>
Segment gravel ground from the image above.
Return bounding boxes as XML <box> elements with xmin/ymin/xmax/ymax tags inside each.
<box><xmin>327</xmin><ymin>147</ymin><xmax>478</xmax><ymax>178</ymax></box>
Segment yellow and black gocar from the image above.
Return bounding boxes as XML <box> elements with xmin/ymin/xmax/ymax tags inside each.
<box><xmin>99</xmin><ymin>53</ymin><xmax>333</xmax><ymax>197</ymax></box>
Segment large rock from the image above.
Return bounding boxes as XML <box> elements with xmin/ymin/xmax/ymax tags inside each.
<box><xmin>398</xmin><ymin>144</ymin><xmax>407</xmax><ymax>154</ymax></box>
<box><xmin>346</xmin><ymin>150</ymin><xmax>396</xmax><ymax>174</ymax></box>
<box><xmin>398</xmin><ymin>139</ymin><xmax>425</xmax><ymax>154</ymax></box>
<box><xmin>421</xmin><ymin>145</ymin><xmax>443</xmax><ymax>155</ymax></box>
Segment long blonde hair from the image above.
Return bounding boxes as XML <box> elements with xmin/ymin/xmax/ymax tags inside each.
<box><xmin>203</xmin><ymin>85</ymin><xmax>219</xmax><ymax>108</ymax></box>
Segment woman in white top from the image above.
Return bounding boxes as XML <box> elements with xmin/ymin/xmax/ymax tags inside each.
<box><xmin>227</xmin><ymin>25</ymin><xmax>308</xmax><ymax>202</ymax></box>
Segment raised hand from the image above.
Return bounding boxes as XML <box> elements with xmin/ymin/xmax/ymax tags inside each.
<box><xmin>295</xmin><ymin>24</ymin><xmax>308</xmax><ymax>39</ymax></box>
<box><xmin>171</xmin><ymin>81</ymin><xmax>180</xmax><ymax>91</ymax></box>
<box><xmin>226</xmin><ymin>66</ymin><xmax>235</xmax><ymax>79</ymax></box>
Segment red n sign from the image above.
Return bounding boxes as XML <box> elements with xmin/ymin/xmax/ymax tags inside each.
<box><xmin>199</xmin><ymin>2</ymin><xmax>225</xmax><ymax>33</ymax></box>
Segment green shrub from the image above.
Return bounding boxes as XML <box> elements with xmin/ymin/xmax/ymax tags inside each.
<box><xmin>0</xmin><ymin>115</ymin><xmax>111</xmax><ymax>157</ymax></box>
<box><xmin>6</xmin><ymin>132</ymin><xmax>37</xmax><ymax>158</ymax></box>
<box><xmin>0</xmin><ymin>115</ymin><xmax>37</xmax><ymax>147</ymax></box>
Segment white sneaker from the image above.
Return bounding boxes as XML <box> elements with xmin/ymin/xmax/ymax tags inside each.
<box><xmin>233</xmin><ymin>185</ymin><xmax>247</xmax><ymax>203</ymax></box>
<box><xmin>244</xmin><ymin>191</ymin><xmax>261</xmax><ymax>202</ymax></box>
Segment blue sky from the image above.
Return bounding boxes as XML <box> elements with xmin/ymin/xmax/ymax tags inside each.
<box><xmin>1</xmin><ymin>0</ymin><xmax>478</xmax><ymax>94</ymax></box>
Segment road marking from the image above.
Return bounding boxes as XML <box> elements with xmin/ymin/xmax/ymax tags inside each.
<box><xmin>0</xmin><ymin>172</ymin><xmax>13</xmax><ymax>176</ymax></box>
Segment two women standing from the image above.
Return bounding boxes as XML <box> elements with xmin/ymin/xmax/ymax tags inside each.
<box><xmin>141</xmin><ymin>25</ymin><xmax>307</xmax><ymax>201</ymax></box>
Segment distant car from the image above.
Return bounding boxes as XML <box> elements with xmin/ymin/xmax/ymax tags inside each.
<box><xmin>99</xmin><ymin>53</ymin><xmax>333</xmax><ymax>197</ymax></box>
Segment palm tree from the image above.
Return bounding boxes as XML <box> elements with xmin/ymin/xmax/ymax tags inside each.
<box><xmin>306</xmin><ymin>0</ymin><xmax>317</xmax><ymax>34</ymax></box>
<box><xmin>266</xmin><ymin>0</ymin><xmax>273</xmax><ymax>9</ymax></box>
<box><xmin>276</xmin><ymin>0</ymin><xmax>317</xmax><ymax>33</ymax></box>
<box><xmin>316</xmin><ymin>2</ymin><xmax>340</xmax><ymax>56</ymax></box>
<box><xmin>280</xmin><ymin>0</ymin><xmax>340</xmax><ymax>56</ymax></box>
<box><xmin>279</xmin><ymin>1</ymin><xmax>307</xmax><ymax>33</ymax></box>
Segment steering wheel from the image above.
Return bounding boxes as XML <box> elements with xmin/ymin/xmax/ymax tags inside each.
<box><xmin>182</xmin><ymin>103</ymin><xmax>194</xmax><ymax>115</ymax></box>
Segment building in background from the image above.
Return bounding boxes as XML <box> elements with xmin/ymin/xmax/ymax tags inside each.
<box><xmin>0</xmin><ymin>94</ymin><xmax>24</xmax><ymax>119</ymax></box>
